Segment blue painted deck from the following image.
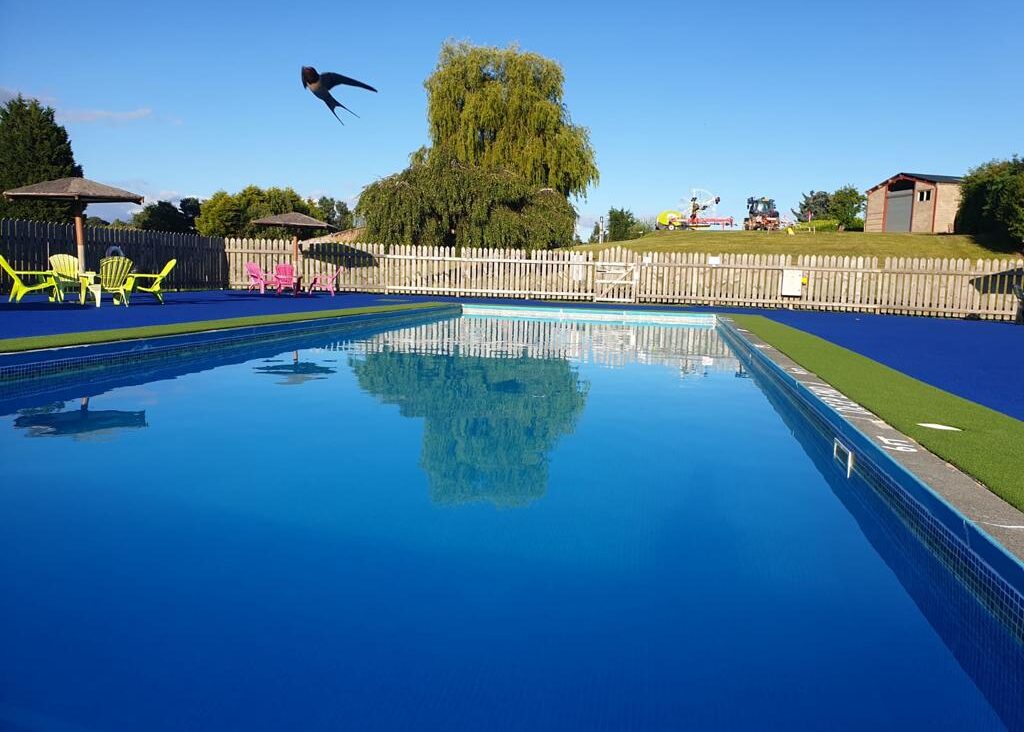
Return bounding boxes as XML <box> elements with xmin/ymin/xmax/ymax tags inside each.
<box><xmin>2</xmin><ymin>290</ymin><xmax>1022</xmax><ymax>420</ymax></box>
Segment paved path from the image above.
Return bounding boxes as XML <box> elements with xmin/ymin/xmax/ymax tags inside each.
<box><xmin>3</xmin><ymin>291</ymin><xmax>1021</xmax><ymax>420</ymax></box>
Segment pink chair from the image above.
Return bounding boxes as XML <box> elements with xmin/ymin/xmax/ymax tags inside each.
<box><xmin>246</xmin><ymin>262</ymin><xmax>274</xmax><ymax>294</ymax></box>
<box><xmin>273</xmin><ymin>263</ymin><xmax>297</xmax><ymax>295</ymax></box>
<box><xmin>307</xmin><ymin>265</ymin><xmax>345</xmax><ymax>296</ymax></box>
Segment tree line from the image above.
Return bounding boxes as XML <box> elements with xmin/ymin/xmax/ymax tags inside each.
<box><xmin>2</xmin><ymin>63</ymin><xmax>1020</xmax><ymax>250</ymax></box>
<box><xmin>0</xmin><ymin>95</ymin><xmax>353</xmax><ymax>239</ymax></box>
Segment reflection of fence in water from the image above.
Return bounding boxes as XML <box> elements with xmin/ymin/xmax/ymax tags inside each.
<box><xmin>314</xmin><ymin>317</ymin><xmax>740</xmax><ymax>373</ymax></box>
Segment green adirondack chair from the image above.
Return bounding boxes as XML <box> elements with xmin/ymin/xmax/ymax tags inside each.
<box><xmin>48</xmin><ymin>253</ymin><xmax>81</xmax><ymax>303</ymax></box>
<box><xmin>0</xmin><ymin>254</ymin><xmax>57</xmax><ymax>303</ymax></box>
<box><xmin>126</xmin><ymin>259</ymin><xmax>176</xmax><ymax>304</ymax></box>
<box><xmin>99</xmin><ymin>256</ymin><xmax>134</xmax><ymax>306</ymax></box>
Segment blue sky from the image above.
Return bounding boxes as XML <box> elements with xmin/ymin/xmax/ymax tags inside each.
<box><xmin>2</xmin><ymin>0</ymin><xmax>1021</xmax><ymax>233</ymax></box>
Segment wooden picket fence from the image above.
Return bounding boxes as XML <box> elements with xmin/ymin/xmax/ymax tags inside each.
<box><xmin>0</xmin><ymin>218</ymin><xmax>225</xmax><ymax>291</ymax></box>
<box><xmin>224</xmin><ymin>238</ymin><xmax>1024</xmax><ymax>321</ymax></box>
<box><xmin>1</xmin><ymin>219</ymin><xmax>1019</xmax><ymax>320</ymax></box>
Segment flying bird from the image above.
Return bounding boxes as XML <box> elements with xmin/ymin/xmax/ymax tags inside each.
<box><xmin>301</xmin><ymin>66</ymin><xmax>377</xmax><ymax>123</ymax></box>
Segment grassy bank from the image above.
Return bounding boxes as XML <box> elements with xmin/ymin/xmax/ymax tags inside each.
<box><xmin>731</xmin><ymin>315</ymin><xmax>1024</xmax><ymax>512</ymax></box>
<box><xmin>0</xmin><ymin>302</ymin><xmax>452</xmax><ymax>353</ymax></box>
<box><xmin>576</xmin><ymin>230</ymin><xmax>1021</xmax><ymax>260</ymax></box>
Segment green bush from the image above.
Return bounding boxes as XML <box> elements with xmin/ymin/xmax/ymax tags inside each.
<box><xmin>956</xmin><ymin>156</ymin><xmax>1024</xmax><ymax>248</ymax></box>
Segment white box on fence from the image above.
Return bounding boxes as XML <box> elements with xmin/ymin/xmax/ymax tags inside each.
<box><xmin>781</xmin><ymin>269</ymin><xmax>804</xmax><ymax>297</ymax></box>
<box><xmin>570</xmin><ymin>254</ymin><xmax>586</xmax><ymax>282</ymax></box>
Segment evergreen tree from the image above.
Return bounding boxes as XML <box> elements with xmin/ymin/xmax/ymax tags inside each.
<box><xmin>313</xmin><ymin>196</ymin><xmax>354</xmax><ymax>230</ymax></box>
<box><xmin>132</xmin><ymin>200</ymin><xmax>196</xmax><ymax>232</ymax></box>
<box><xmin>0</xmin><ymin>95</ymin><xmax>83</xmax><ymax>222</ymax></box>
<box><xmin>607</xmin><ymin>207</ymin><xmax>638</xmax><ymax>241</ymax></box>
<box><xmin>792</xmin><ymin>190</ymin><xmax>832</xmax><ymax>221</ymax></box>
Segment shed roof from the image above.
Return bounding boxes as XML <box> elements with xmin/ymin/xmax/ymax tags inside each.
<box><xmin>867</xmin><ymin>172</ymin><xmax>963</xmax><ymax>192</ymax></box>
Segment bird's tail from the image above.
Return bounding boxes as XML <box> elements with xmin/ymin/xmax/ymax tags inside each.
<box><xmin>327</xmin><ymin>92</ymin><xmax>359</xmax><ymax>120</ymax></box>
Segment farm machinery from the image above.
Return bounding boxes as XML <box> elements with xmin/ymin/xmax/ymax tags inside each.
<box><xmin>656</xmin><ymin>189</ymin><xmax>734</xmax><ymax>230</ymax></box>
<box><xmin>743</xmin><ymin>196</ymin><xmax>781</xmax><ymax>231</ymax></box>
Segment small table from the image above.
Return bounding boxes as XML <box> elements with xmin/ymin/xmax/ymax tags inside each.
<box><xmin>79</xmin><ymin>272</ymin><xmax>101</xmax><ymax>307</ymax></box>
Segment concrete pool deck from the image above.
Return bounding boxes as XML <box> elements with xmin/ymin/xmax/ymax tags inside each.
<box><xmin>2</xmin><ymin>289</ymin><xmax>1021</xmax><ymax>419</ymax></box>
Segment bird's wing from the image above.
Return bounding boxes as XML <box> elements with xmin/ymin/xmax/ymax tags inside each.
<box><xmin>319</xmin><ymin>72</ymin><xmax>377</xmax><ymax>93</ymax></box>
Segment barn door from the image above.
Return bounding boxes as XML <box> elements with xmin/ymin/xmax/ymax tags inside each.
<box><xmin>885</xmin><ymin>189</ymin><xmax>913</xmax><ymax>232</ymax></box>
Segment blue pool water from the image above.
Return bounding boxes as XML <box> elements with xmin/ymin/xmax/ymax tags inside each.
<box><xmin>1</xmin><ymin>313</ymin><xmax>1022</xmax><ymax>731</ymax></box>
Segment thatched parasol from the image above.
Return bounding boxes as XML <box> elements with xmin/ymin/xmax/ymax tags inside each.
<box><xmin>251</xmin><ymin>212</ymin><xmax>335</xmax><ymax>267</ymax></box>
<box><xmin>3</xmin><ymin>177</ymin><xmax>144</xmax><ymax>272</ymax></box>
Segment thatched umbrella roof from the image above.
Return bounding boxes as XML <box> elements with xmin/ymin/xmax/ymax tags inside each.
<box><xmin>3</xmin><ymin>177</ymin><xmax>143</xmax><ymax>204</ymax></box>
<box><xmin>251</xmin><ymin>212</ymin><xmax>335</xmax><ymax>230</ymax></box>
<box><xmin>3</xmin><ymin>177</ymin><xmax>144</xmax><ymax>273</ymax></box>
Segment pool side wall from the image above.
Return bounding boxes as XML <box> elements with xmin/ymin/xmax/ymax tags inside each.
<box><xmin>717</xmin><ymin>318</ymin><xmax>1024</xmax><ymax>644</ymax></box>
<box><xmin>0</xmin><ymin>305</ymin><xmax>462</xmax><ymax>383</ymax></box>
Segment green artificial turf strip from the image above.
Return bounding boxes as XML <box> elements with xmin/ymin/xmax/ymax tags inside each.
<box><xmin>731</xmin><ymin>314</ymin><xmax>1024</xmax><ymax>512</ymax></box>
<box><xmin>0</xmin><ymin>302</ymin><xmax>452</xmax><ymax>353</ymax></box>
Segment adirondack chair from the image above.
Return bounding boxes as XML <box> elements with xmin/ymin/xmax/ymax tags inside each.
<box><xmin>246</xmin><ymin>262</ymin><xmax>274</xmax><ymax>294</ymax></box>
<box><xmin>0</xmin><ymin>254</ymin><xmax>57</xmax><ymax>303</ymax></box>
<box><xmin>48</xmin><ymin>254</ymin><xmax>80</xmax><ymax>303</ymax></box>
<box><xmin>127</xmin><ymin>259</ymin><xmax>176</xmax><ymax>304</ymax></box>
<box><xmin>273</xmin><ymin>263</ymin><xmax>298</xmax><ymax>295</ymax></box>
<box><xmin>307</xmin><ymin>265</ymin><xmax>345</xmax><ymax>296</ymax></box>
<box><xmin>99</xmin><ymin>256</ymin><xmax>134</xmax><ymax>306</ymax></box>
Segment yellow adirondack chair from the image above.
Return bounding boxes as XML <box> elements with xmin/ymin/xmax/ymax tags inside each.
<box><xmin>0</xmin><ymin>254</ymin><xmax>57</xmax><ymax>303</ymax></box>
<box><xmin>99</xmin><ymin>256</ymin><xmax>134</xmax><ymax>306</ymax></box>
<box><xmin>48</xmin><ymin>254</ymin><xmax>80</xmax><ymax>303</ymax></box>
<box><xmin>127</xmin><ymin>259</ymin><xmax>176</xmax><ymax>304</ymax></box>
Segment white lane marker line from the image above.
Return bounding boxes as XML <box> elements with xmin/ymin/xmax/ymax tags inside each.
<box><xmin>917</xmin><ymin>423</ymin><xmax>962</xmax><ymax>431</ymax></box>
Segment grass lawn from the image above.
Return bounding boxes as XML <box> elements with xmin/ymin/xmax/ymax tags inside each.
<box><xmin>731</xmin><ymin>315</ymin><xmax>1024</xmax><ymax>512</ymax></box>
<box><xmin>576</xmin><ymin>230</ymin><xmax>1022</xmax><ymax>260</ymax></box>
<box><xmin>0</xmin><ymin>302</ymin><xmax>452</xmax><ymax>353</ymax></box>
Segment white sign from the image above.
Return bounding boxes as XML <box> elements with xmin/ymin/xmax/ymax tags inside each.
<box><xmin>781</xmin><ymin>269</ymin><xmax>803</xmax><ymax>297</ymax></box>
<box><xmin>708</xmin><ymin>255</ymin><xmax>722</xmax><ymax>266</ymax></box>
<box><xmin>570</xmin><ymin>254</ymin><xmax>585</xmax><ymax>282</ymax></box>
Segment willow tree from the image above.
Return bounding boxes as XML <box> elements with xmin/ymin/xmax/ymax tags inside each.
<box><xmin>425</xmin><ymin>41</ymin><xmax>598</xmax><ymax>198</ymax></box>
<box><xmin>357</xmin><ymin>152</ymin><xmax>576</xmax><ymax>250</ymax></box>
<box><xmin>351</xmin><ymin>348</ymin><xmax>589</xmax><ymax>507</ymax></box>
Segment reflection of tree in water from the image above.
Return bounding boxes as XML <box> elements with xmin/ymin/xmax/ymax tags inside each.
<box><xmin>352</xmin><ymin>351</ymin><xmax>588</xmax><ymax>507</ymax></box>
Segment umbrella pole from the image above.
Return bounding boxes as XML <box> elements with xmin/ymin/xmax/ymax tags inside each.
<box><xmin>292</xmin><ymin>234</ymin><xmax>300</xmax><ymax>269</ymax></box>
<box><xmin>74</xmin><ymin>204</ymin><xmax>87</xmax><ymax>273</ymax></box>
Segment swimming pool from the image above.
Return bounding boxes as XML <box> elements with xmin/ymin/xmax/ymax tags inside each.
<box><xmin>1</xmin><ymin>310</ymin><xmax>1022</xmax><ymax>730</ymax></box>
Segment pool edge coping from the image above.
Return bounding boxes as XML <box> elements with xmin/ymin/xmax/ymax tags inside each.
<box><xmin>0</xmin><ymin>301</ymin><xmax>457</xmax><ymax>356</ymax></box>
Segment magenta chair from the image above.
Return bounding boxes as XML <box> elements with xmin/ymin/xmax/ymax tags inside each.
<box><xmin>307</xmin><ymin>265</ymin><xmax>345</xmax><ymax>296</ymax></box>
<box><xmin>246</xmin><ymin>262</ymin><xmax>274</xmax><ymax>294</ymax></box>
<box><xmin>273</xmin><ymin>263</ymin><xmax>298</xmax><ymax>295</ymax></box>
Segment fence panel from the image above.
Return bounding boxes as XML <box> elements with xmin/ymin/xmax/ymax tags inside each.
<box><xmin>1</xmin><ymin>218</ymin><xmax>225</xmax><ymax>291</ymax></box>
<box><xmin>4</xmin><ymin>219</ymin><xmax>1022</xmax><ymax>320</ymax></box>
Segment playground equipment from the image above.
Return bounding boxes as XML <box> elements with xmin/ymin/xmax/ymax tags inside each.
<box><xmin>743</xmin><ymin>197</ymin><xmax>781</xmax><ymax>231</ymax></box>
<box><xmin>656</xmin><ymin>189</ymin><xmax>734</xmax><ymax>230</ymax></box>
